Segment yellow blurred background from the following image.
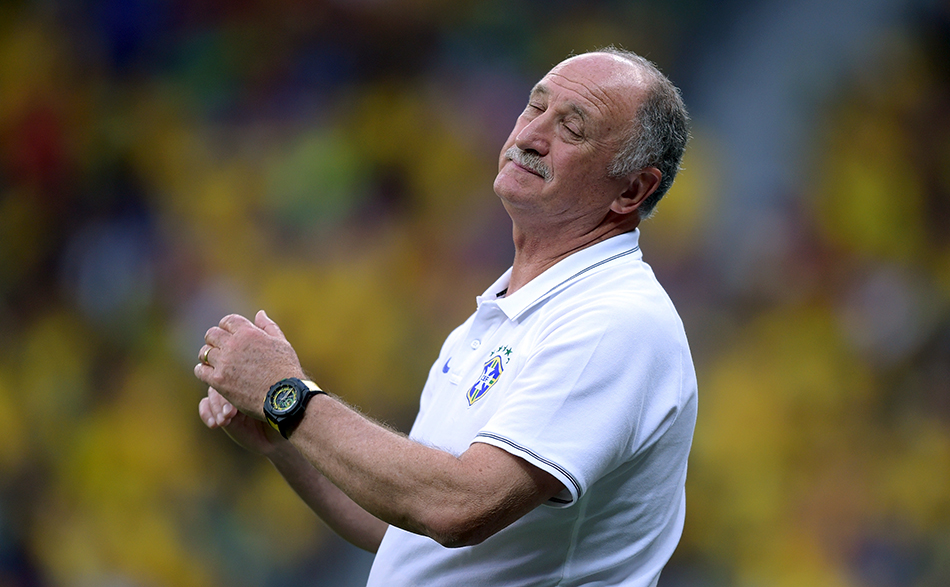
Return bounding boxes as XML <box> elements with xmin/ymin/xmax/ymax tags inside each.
<box><xmin>0</xmin><ymin>0</ymin><xmax>948</xmax><ymax>585</ymax></box>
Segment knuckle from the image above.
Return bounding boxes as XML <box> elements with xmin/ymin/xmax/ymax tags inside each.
<box><xmin>220</xmin><ymin>313</ymin><xmax>241</xmax><ymax>328</ymax></box>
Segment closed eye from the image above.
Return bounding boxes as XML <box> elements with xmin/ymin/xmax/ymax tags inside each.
<box><xmin>519</xmin><ymin>103</ymin><xmax>544</xmax><ymax>122</ymax></box>
<box><xmin>560</xmin><ymin>118</ymin><xmax>585</xmax><ymax>140</ymax></box>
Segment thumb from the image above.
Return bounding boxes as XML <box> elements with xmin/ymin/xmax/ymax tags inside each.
<box><xmin>255</xmin><ymin>309</ymin><xmax>286</xmax><ymax>339</ymax></box>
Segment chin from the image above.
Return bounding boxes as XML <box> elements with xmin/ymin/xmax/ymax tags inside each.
<box><xmin>493</xmin><ymin>176</ymin><xmax>524</xmax><ymax>204</ymax></box>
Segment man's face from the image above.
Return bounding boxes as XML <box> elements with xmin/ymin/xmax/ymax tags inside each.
<box><xmin>493</xmin><ymin>53</ymin><xmax>645</xmax><ymax>226</ymax></box>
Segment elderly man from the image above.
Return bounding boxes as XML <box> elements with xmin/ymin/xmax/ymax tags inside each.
<box><xmin>196</xmin><ymin>47</ymin><xmax>696</xmax><ymax>586</ymax></box>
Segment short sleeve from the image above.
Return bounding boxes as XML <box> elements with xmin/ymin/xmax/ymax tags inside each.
<box><xmin>473</xmin><ymin>300</ymin><xmax>688</xmax><ymax>507</ymax></box>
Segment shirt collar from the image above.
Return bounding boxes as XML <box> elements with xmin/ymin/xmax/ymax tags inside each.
<box><xmin>477</xmin><ymin>229</ymin><xmax>643</xmax><ymax>321</ymax></box>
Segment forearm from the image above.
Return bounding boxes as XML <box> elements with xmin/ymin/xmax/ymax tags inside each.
<box><xmin>267</xmin><ymin>443</ymin><xmax>389</xmax><ymax>553</ymax></box>
<box><xmin>286</xmin><ymin>394</ymin><xmax>557</xmax><ymax>547</ymax></box>
<box><xmin>194</xmin><ymin>310</ymin><xmax>557</xmax><ymax>547</ymax></box>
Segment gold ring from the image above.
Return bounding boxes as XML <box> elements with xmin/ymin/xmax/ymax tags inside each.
<box><xmin>201</xmin><ymin>346</ymin><xmax>212</xmax><ymax>365</ymax></box>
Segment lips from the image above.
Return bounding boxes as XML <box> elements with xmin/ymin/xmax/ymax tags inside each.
<box><xmin>511</xmin><ymin>159</ymin><xmax>543</xmax><ymax>178</ymax></box>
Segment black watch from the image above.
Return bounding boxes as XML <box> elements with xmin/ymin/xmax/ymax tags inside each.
<box><xmin>263</xmin><ymin>377</ymin><xmax>325</xmax><ymax>439</ymax></box>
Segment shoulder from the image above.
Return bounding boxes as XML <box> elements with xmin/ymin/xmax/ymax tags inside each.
<box><xmin>542</xmin><ymin>256</ymin><xmax>684</xmax><ymax>337</ymax></box>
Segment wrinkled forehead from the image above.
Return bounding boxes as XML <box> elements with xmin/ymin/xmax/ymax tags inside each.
<box><xmin>538</xmin><ymin>53</ymin><xmax>648</xmax><ymax>122</ymax></box>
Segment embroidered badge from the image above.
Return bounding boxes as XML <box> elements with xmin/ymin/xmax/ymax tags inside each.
<box><xmin>466</xmin><ymin>345</ymin><xmax>512</xmax><ymax>405</ymax></box>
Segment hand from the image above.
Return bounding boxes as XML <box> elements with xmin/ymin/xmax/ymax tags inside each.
<box><xmin>199</xmin><ymin>386</ymin><xmax>286</xmax><ymax>456</ymax></box>
<box><xmin>194</xmin><ymin>310</ymin><xmax>305</xmax><ymax>418</ymax></box>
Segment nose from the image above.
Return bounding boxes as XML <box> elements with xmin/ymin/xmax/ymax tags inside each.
<box><xmin>514</xmin><ymin>114</ymin><xmax>551</xmax><ymax>156</ymax></box>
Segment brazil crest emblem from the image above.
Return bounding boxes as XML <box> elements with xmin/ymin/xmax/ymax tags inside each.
<box><xmin>467</xmin><ymin>345</ymin><xmax>512</xmax><ymax>405</ymax></box>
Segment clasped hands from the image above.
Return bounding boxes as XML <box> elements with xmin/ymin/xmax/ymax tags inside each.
<box><xmin>195</xmin><ymin>309</ymin><xmax>305</xmax><ymax>430</ymax></box>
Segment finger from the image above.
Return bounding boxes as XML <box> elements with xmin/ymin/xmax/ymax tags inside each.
<box><xmin>217</xmin><ymin>399</ymin><xmax>236</xmax><ymax>426</ymax></box>
<box><xmin>204</xmin><ymin>326</ymin><xmax>230</xmax><ymax>348</ymax></box>
<box><xmin>199</xmin><ymin>396</ymin><xmax>218</xmax><ymax>428</ymax></box>
<box><xmin>200</xmin><ymin>391</ymin><xmax>237</xmax><ymax>429</ymax></box>
<box><xmin>220</xmin><ymin>403</ymin><xmax>237</xmax><ymax>425</ymax></box>
<box><xmin>255</xmin><ymin>309</ymin><xmax>285</xmax><ymax>339</ymax></box>
<box><xmin>221</xmin><ymin>396</ymin><xmax>238</xmax><ymax>419</ymax></box>
<box><xmin>198</xmin><ymin>344</ymin><xmax>214</xmax><ymax>366</ymax></box>
<box><xmin>208</xmin><ymin>386</ymin><xmax>225</xmax><ymax>403</ymax></box>
<box><xmin>219</xmin><ymin>313</ymin><xmax>252</xmax><ymax>333</ymax></box>
<box><xmin>194</xmin><ymin>361</ymin><xmax>214</xmax><ymax>386</ymax></box>
<box><xmin>207</xmin><ymin>387</ymin><xmax>236</xmax><ymax>425</ymax></box>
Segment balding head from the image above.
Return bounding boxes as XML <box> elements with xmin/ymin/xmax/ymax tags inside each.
<box><xmin>572</xmin><ymin>48</ymin><xmax>690</xmax><ymax>219</ymax></box>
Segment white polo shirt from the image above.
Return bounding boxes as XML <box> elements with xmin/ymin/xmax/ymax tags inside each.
<box><xmin>366</xmin><ymin>229</ymin><xmax>698</xmax><ymax>587</ymax></box>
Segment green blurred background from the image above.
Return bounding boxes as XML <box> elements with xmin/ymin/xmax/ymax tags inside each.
<box><xmin>1</xmin><ymin>0</ymin><xmax>948</xmax><ymax>585</ymax></box>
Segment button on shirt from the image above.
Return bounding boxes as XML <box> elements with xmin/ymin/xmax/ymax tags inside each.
<box><xmin>366</xmin><ymin>229</ymin><xmax>698</xmax><ymax>587</ymax></box>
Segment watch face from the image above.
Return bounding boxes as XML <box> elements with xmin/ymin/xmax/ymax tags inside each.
<box><xmin>269</xmin><ymin>384</ymin><xmax>298</xmax><ymax>414</ymax></box>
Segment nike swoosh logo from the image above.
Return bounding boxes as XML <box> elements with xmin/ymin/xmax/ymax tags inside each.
<box><xmin>442</xmin><ymin>358</ymin><xmax>451</xmax><ymax>373</ymax></box>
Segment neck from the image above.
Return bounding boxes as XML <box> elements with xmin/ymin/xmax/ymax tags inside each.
<box><xmin>505</xmin><ymin>217</ymin><xmax>638</xmax><ymax>296</ymax></box>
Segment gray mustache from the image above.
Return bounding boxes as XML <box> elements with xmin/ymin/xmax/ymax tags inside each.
<box><xmin>505</xmin><ymin>147</ymin><xmax>552</xmax><ymax>181</ymax></box>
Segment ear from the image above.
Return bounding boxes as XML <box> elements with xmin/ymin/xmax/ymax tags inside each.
<box><xmin>609</xmin><ymin>167</ymin><xmax>662</xmax><ymax>215</ymax></box>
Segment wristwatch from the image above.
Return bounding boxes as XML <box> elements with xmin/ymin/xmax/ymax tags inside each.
<box><xmin>263</xmin><ymin>377</ymin><xmax>325</xmax><ymax>439</ymax></box>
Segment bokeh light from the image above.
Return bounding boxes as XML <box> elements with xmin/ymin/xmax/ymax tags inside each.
<box><xmin>1</xmin><ymin>0</ymin><xmax>948</xmax><ymax>585</ymax></box>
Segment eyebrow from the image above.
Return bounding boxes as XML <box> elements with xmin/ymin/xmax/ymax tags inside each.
<box><xmin>529</xmin><ymin>83</ymin><xmax>591</xmax><ymax>123</ymax></box>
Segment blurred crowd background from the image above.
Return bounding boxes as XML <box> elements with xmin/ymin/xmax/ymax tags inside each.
<box><xmin>1</xmin><ymin>0</ymin><xmax>948</xmax><ymax>585</ymax></box>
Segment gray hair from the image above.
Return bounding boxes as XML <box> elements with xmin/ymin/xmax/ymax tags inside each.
<box><xmin>596</xmin><ymin>46</ymin><xmax>690</xmax><ymax>219</ymax></box>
